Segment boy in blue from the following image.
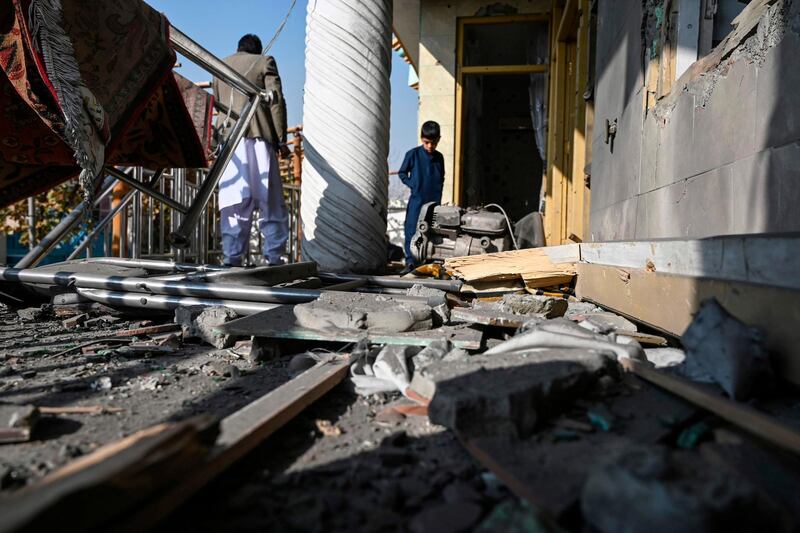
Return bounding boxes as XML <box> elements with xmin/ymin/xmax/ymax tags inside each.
<box><xmin>399</xmin><ymin>121</ymin><xmax>445</xmax><ymax>267</ymax></box>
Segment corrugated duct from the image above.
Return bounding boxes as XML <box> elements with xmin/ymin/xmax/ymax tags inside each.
<box><xmin>300</xmin><ymin>0</ymin><xmax>392</xmax><ymax>273</ymax></box>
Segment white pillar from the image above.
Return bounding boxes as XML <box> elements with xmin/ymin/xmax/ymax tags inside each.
<box><xmin>301</xmin><ymin>0</ymin><xmax>393</xmax><ymax>273</ymax></box>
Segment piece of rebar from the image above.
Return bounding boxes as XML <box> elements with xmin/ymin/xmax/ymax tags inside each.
<box><xmin>76</xmin><ymin>288</ymin><xmax>279</xmax><ymax>316</ymax></box>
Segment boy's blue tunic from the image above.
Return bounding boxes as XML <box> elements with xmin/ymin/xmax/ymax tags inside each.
<box><xmin>399</xmin><ymin>145</ymin><xmax>445</xmax><ymax>265</ymax></box>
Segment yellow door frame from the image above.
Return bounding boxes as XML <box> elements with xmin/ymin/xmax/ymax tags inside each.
<box><xmin>543</xmin><ymin>0</ymin><xmax>592</xmax><ymax>245</ymax></box>
<box><xmin>453</xmin><ymin>13</ymin><xmax>550</xmax><ymax>206</ymax></box>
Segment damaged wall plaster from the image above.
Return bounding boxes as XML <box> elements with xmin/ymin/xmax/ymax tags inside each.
<box><xmin>591</xmin><ymin>0</ymin><xmax>800</xmax><ymax>241</ymax></box>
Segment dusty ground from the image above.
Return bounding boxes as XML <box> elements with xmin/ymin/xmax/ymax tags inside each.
<box><xmin>162</xmin><ymin>385</ymin><xmax>528</xmax><ymax>533</ymax></box>
<box><xmin>0</xmin><ymin>303</ymin><xmax>293</xmax><ymax>490</ymax></box>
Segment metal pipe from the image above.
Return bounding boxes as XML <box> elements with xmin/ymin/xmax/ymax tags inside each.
<box><xmin>68</xmin><ymin>170</ymin><xmax>166</xmax><ymax>261</ymax></box>
<box><xmin>170</xmin><ymin>93</ymin><xmax>263</xmax><ymax>248</ymax></box>
<box><xmin>154</xmin><ymin>261</ymin><xmax>318</xmax><ymax>284</ymax></box>
<box><xmin>317</xmin><ymin>272</ymin><xmax>463</xmax><ymax>292</ymax></box>
<box><xmin>26</xmin><ymin>197</ymin><xmax>36</xmax><ymax>250</ymax></box>
<box><xmin>15</xmin><ymin>177</ymin><xmax>117</xmax><ymax>269</ymax></box>
<box><xmin>82</xmin><ymin>257</ymin><xmax>226</xmax><ymax>272</ymax></box>
<box><xmin>0</xmin><ymin>267</ymin><xmax>323</xmax><ymax>304</ymax></box>
<box><xmin>174</xmin><ymin>168</ymin><xmax>186</xmax><ymax>262</ymax></box>
<box><xmin>323</xmin><ymin>278</ymin><xmax>366</xmax><ymax>292</ymax></box>
<box><xmin>169</xmin><ymin>26</ymin><xmax>262</xmax><ymax>98</ymax></box>
<box><xmin>76</xmin><ymin>288</ymin><xmax>278</xmax><ymax>316</ymax></box>
<box><xmin>131</xmin><ymin>168</ymin><xmax>143</xmax><ymax>259</ymax></box>
<box><xmin>106</xmin><ymin>167</ymin><xmax>187</xmax><ymax>214</ymax></box>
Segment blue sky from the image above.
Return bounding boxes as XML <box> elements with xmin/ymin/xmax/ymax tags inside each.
<box><xmin>148</xmin><ymin>0</ymin><xmax>419</xmax><ymax>170</ymax></box>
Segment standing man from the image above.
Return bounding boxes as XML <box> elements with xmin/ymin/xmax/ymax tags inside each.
<box><xmin>398</xmin><ymin>121</ymin><xmax>445</xmax><ymax>268</ymax></box>
<box><xmin>212</xmin><ymin>34</ymin><xmax>289</xmax><ymax>266</ymax></box>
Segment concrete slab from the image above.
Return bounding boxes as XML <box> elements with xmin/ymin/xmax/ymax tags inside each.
<box><xmin>423</xmin><ymin>349</ymin><xmax>617</xmax><ymax>438</ymax></box>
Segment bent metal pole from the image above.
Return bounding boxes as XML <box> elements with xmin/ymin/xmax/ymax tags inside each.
<box><xmin>0</xmin><ymin>267</ymin><xmax>320</xmax><ymax>304</ymax></box>
<box><xmin>169</xmin><ymin>92</ymin><xmax>263</xmax><ymax>248</ymax></box>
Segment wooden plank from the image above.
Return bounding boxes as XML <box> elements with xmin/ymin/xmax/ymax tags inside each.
<box><xmin>0</xmin><ymin>418</ymin><xmax>214</xmax><ymax>533</ymax></box>
<box><xmin>217</xmin><ymin>358</ymin><xmax>349</xmax><ymax>450</ymax></box>
<box><xmin>216</xmin><ymin>305</ymin><xmax>484</xmax><ymax>350</ymax></box>
<box><xmin>556</xmin><ymin>0</ymin><xmax>578</xmax><ymax>42</ymax></box>
<box><xmin>575</xmin><ymin>262</ymin><xmax>800</xmax><ymax>385</ymax></box>
<box><xmin>444</xmin><ymin>244</ymin><xmax>579</xmax><ymax>284</ymax></box>
<box><xmin>622</xmin><ymin>357</ymin><xmax>800</xmax><ymax>456</ymax></box>
<box><xmin>126</xmin><ymin>359</ymin><xmax>350</xmax><ymax>529</ymax></box>
<box><xmin>579</xmin><ymin>235</ymin><xmax>800</xmax><ymax>290</ymax></box>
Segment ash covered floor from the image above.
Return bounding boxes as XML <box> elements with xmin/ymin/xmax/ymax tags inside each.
<box><xmin>0</xmin><ymin>303</ymin><xmax>293</xmax><ymax>490</ymax></box>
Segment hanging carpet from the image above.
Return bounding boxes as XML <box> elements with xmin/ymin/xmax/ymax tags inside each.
<box><xmin>0</xmin><ymin>0</ymin><xmax>211</xmax><ymax>208</ymax></box>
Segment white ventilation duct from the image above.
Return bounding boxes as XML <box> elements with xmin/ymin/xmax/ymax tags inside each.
<box><xmin>300</xmin><ymin>0</ymin><xmax>392</xmax><ymax>273</ymax></box>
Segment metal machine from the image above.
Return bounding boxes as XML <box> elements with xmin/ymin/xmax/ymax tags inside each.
<box><xmin>410</xmin><ymin>202</ymin><xmax>515</xmax><ymax>264</ymax></box>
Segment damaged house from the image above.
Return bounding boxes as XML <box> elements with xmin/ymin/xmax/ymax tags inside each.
<box><xmin>1</xmin><ymin>0</ymin><xmax>800</xmax><ymax>531</ymax></box>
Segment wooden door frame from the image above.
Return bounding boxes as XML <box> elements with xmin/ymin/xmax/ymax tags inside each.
<box><xmin>544</xmin><ymin>0</ymin><xmax>593</xmax><ymax>245</ymax></box>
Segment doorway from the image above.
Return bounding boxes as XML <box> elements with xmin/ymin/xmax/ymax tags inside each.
<box><xmin>455</xmin><ymin>15</ymin><xmax>550</xmax><ymax>222</ymax></box>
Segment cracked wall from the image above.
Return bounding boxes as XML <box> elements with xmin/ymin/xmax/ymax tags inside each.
<box><xmin>590</xmin><ymin>0</ymin><xmax>800</xmax><ymax>241</ymax></box>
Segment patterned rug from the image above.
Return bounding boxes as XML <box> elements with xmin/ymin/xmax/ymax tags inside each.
<box><xmin>0</xmin><ymin>0</ymin><xmax>210</xmax><ymax>208</ymax></box>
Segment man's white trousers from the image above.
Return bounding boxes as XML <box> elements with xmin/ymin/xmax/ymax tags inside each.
<box><xmin>218</xmin><ymin>138</ymin><xmax>288</xmax><ymax>265</ymax></box>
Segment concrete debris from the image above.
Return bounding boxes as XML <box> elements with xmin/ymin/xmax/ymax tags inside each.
<box><xmin>90</xmin><ymin>376</ymin><xmax>113</xmax><ymax>391</ymax></box>
<box><xmin>351</xmin><ymin>344</ymin><xmax>418</xmax><ymax>396</ymax></box>
<box><xmin>423</xmin><ymin>348</ymin><xmax>618</xmax><ymax>438</ymax></box>
<box><xmin>645</xmin><ymin>348</ymin><xmax>687</xmax><ymax>368</ymax></box>
<box><xmin>201</xmin><ymin>361</ymin><xmax>241</xmax><ymax>378</ymax></box>
<box><xmin>294</xmin><ymin>292</ymin><xmax>433</xmax><ymax>333</ymax></box>
<box><xmin>16</xmin><ymin>306</ymin><xmax>50</xmax><ymax>322</ymax></box>
<box><xmin>484</xmin><ymin>319</ymin><xmax>646</xmax><ymax>361</ymax></box>
<box><xmin>175</xmin><ymin>305</ymin><xmax>240</xmax><ymax>349</ymax></box>
<box><xmin>581</xmin><ymin>446</ymin><xmax>793</xmax><ymax>533</ymax></box>
<box><xmin>246</xmin><ymin>337</ymin><xmax>281</xmax><ymax>365</ymax></box>
<box><xmin>407</xmin><ymin>284</ymin><xmax>450</xmax><ymax>325</ymax></box>
<box><xmin>0</xmin><ymin>404</ymin><xmax>39</xmax><ymax>444</ymax></box>
<box><xmin>62</xmin><ymin>313</ymin><xmax>89</xmax><ymax>329</ymax></box>
<box><xmin>575</xmin><ymin>311</ymin><xmax>637</xmax><ymax>334</ymax></box>
<box><xmin>680</xmin><ymin>299</ymin><xmax>772</xmax><ymax>400</ymax></box>
<box><xmin>496</xmin><ymin>293</ymin><xmax>568</xmax><ymax>318</ymax></box>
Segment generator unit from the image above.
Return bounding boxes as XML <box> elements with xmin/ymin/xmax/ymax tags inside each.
<box><xmin>410</xmin><ymin>202</ymin><xmax>514</xmax><ymax>264</ymax></box>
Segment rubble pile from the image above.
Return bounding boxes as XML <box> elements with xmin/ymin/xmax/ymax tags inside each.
<box><xmin>0</xmin><ymin>255</ymin><xmax>799</xmax><ymax>532</ymax></box>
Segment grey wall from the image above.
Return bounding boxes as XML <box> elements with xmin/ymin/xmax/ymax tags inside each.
<box><xmin>590</xmin><ymin>0</ymin><xmax>800</xmax><ymax>242</ymax></box>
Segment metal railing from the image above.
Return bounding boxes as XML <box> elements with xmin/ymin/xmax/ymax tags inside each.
<box><xmin>14</xmin><ymin>26</ymin><xmax>304</xmax><ymax>268</ymax></box>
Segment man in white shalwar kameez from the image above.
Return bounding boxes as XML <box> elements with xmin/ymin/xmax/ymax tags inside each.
<box><xmin>213</xmin><ymin>34</ymin><xmax>289</xmax><ymax>266</ymax></box>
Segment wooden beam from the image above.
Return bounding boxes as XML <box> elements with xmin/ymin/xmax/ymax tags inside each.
<box><xmin>0</xmin><ymin>418</ymin><xmax>215</xmax><ymax>533</ymax></box>
<box><xmin>556</xmin><ymin>0</ymin><xmax>579</xmax><ymax>42</ymax></box>
<box><xmin>126</xmin><ymin>358</ymin><xmax>351</xmax><ymax>529</ymax></box>
<box><xmin>622</xmin><ymin>358</ymin><xmax>800</xmax><ymax>456</ymax></box>
<box><xmin>579</xmin><ymin>235</ymin><xmax>800</xmax><ymax>291</ymax></box>
<box><xmin>575</xmin><ymin>262</ymin><xmax>800</xmax><ymax>385</ymax></box>
<box><xmin>460</xmin><ymin>64</ymin><xmax>548</xmax><ymax>75</ymax></box>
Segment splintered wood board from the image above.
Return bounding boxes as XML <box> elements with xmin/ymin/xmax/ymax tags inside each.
<box><xmin>445</xmin><ymin>244</ymin><xmax>579</xmax><ymax>288</ymax></box>
<box><xmin>215</xmin><ymin>305</ymin><xmax>484</xmax><ymax>350</ymax></box>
